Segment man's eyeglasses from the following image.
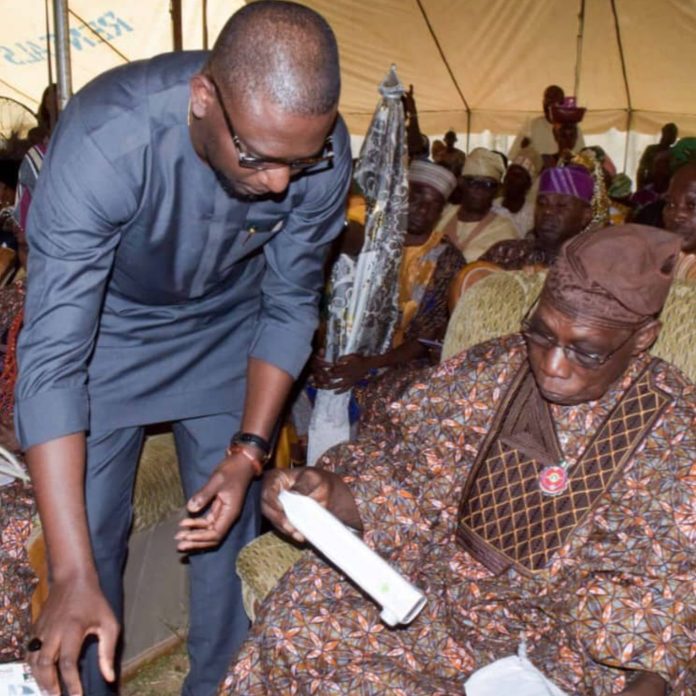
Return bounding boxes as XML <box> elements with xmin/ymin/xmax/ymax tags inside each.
<box><xmin>208</xmin><ymin>75</ymin><xmax>334</xmax><ymax>172</ymax></box>
<box><xmin>462</xmin><ymin>176</ymin><xmax>498</xmax><ymax>191</ymax></box>
<box><xmin>521</xmin><ymin>318</ymin><xmax>638</xmax><ymax>369</ymax></box>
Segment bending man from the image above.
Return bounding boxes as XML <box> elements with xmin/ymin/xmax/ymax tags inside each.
<box><xmin>16</xmin><ymin>3</ymin><xmax>351</xmax><ymax>695</ymax></box>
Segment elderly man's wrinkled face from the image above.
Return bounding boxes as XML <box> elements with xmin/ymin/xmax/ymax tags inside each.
<box><xmin>663</xmin><ymin>163</ymin><xmax>696</xmax><ymax>253</ymax></box>
<box><xmin>189</xmin><ymin>73</ymin><xmax>336</xmax><ymax>199</ymax></box>
<box><xmin>525</xmin><ymin>302</ymin><xmax>658</xmax><ymax>405</ymax></box>
<box><xmin>534</xmin><ymin>192</ymin><xmax>592</xmax><ymax>251</ymax></box>
<box><xmin>407</xmin><ymin>182</ymin><xmax>446</xmax><ymax>238</ymax></box>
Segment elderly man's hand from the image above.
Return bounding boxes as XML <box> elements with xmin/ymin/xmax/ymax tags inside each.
<box><xmin>176</xmin><ymin>450</ymin><xmax>258</xmax><ymax>551</ymax></box>
<box><xmin>262</xmin><ymin>468</ymin><xmax>362</xmax><ymax>542</ymax></box>
<box><xmin>262</xmin><ymin>468</ymin><xmax>335</xmax><ymax>542</ymax></box>
<box><xmin>618</xmin><ymin>671</ymin><xmax>667</xmax><ymax>696</ymax></box>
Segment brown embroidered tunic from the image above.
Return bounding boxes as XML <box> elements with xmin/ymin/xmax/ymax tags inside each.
<box><xmin>221</xmin><ymin>335</ymin><xmax>696</xmax><ymax>696</ymax></box>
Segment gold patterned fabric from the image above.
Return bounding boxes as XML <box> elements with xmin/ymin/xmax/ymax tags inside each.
<box><xmin>458</xmin><ymin>363</ymin><xmax>671</xmax><ymax>574</ymax></box>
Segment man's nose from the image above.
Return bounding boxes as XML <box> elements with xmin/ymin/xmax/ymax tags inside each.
<box><xmin>258</xmin><ymin>166</ymin><xmax>291</xmax><ymax>194</ymax></box>
<box><xmin>540</xmin><ymin>345</ymin><xmax>573</xmax><ymax>379</ymax></box>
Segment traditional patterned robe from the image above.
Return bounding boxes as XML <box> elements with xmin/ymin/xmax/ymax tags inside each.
<box><xmin>351</xmin><ymin>237</ymin><xmax>463</xmax><ymax>420</ymax></box>
<box><xmin>221</xmin><ymin>335</ymin><xmax>696</xmax><ymax>695</ymax></box>
<box><xmin>480</xmin><ymin>236</ymin><xmax>555</xmax><ymax>270</ymax></box>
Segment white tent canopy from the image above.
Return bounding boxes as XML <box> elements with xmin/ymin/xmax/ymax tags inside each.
<box><xmin>2</xmin><ymin>0</ymin><xmax>695</xmax><ymax>172</ymax></box>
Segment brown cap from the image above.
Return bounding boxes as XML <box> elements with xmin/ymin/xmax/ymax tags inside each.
<box><xmin>541</xmin><ymin>224</ymin><xmax>681</xmax><ymax>328</ymax></box>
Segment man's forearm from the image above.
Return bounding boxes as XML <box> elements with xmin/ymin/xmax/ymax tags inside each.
<box><xmin>26</xmin><ymin>433</ymin><xmax>98</xmax><ymax>582</ymax></box>
<box><xmin>240</xmin><ymin>357</ymin><xmax>295</xmax><ymax>440</ymax></box>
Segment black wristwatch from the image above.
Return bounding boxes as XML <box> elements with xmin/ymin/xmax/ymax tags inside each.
<box><xmin>230</xmin><ymin>431</ymin><xmax>271</xmax><ymax>463</ymax></box>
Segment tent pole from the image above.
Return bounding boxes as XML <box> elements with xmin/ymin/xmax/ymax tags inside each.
<box><xmin>202</xmin><ymin>0</ymin><xmax>209</xmax><ymax>50</ymax></box>
<box><xmin>171</xmin><ymin>0</ymin><xmax>183</xmax><ymax>51</ymax></box>
<box><xmin>610</xmin><ymin>0</ymin><xmax>632</xmax><ymax>172</ymax></box>
<box><xmin>44</xmin><ymin>0</ymin><xmax>54</xmax><ymax>91</ymax></box>
<box><xmin>415</xmin><ymin>0</ymin><xmax>470</xmax><ymax>150</ymax></box>
<box><xmin>574</xmin><ymin>0</ymin><xmax>585</xmax><ymax>97</ymax></box>
<box><xmin>52</xmin><ymin>0</ymin><xmax>72</xmax><ymax>111</ymax></box>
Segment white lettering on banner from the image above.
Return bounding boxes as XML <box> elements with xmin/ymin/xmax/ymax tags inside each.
<box><xmin>0</xmin><ymin>11</ymin><xmax>134</xmax><ymax>66</ymax></box>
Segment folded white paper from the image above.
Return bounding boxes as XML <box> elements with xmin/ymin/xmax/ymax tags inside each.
<box><xmin>279</xmin><ymin>490</ymin><xmax>426</xmax><ymax>626</ymax></box>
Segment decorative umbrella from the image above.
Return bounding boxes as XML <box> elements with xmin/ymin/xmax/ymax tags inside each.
<box><xmin>307</xmin><ymin>65</ymin><xmax>408</xmax><ymax>465</ymax></box>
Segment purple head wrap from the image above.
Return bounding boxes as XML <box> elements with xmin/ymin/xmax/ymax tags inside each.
<box><xmin>539</xmin><ymin>165</ymin><xmax>594</xmax><ymax>203</ymax></box>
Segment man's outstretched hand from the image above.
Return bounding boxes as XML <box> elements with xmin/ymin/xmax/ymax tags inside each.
<box><xmin>176</xmin><ymin>450</ymin><xmax>258</xmax><ymax>552</ymax></box>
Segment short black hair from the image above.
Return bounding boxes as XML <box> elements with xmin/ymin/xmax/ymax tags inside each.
<box><xmin>210</xmin><ymin>1</ymin><xmax>340</xmax><ymax>117</ymax></box>
<box><xmin>0</xmin><ymin>158</ymin><xmax>19</xmax><ymax>190</ymax></box>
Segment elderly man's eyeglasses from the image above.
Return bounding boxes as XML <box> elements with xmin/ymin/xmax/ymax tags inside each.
<box><xmin>208</xmin><ymin>75</ymin><xmax>334</xmax><ymax>172</ymax></box>
<box><xmin>521</xmin><ymin>319</ymin><xmax>639</xmax><ymax>369</ymax></box>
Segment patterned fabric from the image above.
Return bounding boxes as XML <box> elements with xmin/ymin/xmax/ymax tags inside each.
<box><xmin>221</xmin><ymin>335</ymin><xmax>696</xmax><ymax>696</ymax></box>
<box><xmin>480</xmin><ymin>236</ymin><xmax>554</xmax><ymax>270</ymax></box>
<box><xmin>401</xmin><ymin>240</ymin><xmax>464</xmax><ymax>344</ymax></box>
<box><xmin>0</xmin><ymin>280</ymin><xmax>35</xmax><ymax>661</ymax></box>
<box><xmin>0</xmin><ymin>481</ymin><xmax>36</xmax><ymax>661</ymax></box>
<box><xmin>323</xmin><ymin>68</ymin><xmax>408</xmax><ymax>362</ymax></box>
<box><xmin>458</xmin><ymin>364</ymin><xmax>671</xmax><ymax>574</ymax></box>
<box><xmin>352</xmin><ymin>240</ymin><xmax>464</xmax><ymax>424</ymax></box>
<box><xmin>0</xmin><ymin>281</ymin><xmax>26</xmax><ymax>423</ymax></box>
<box><xmin>393</xmin><ymin>232</ymin><xmax>449</xmax><ymax>345</ymax></box>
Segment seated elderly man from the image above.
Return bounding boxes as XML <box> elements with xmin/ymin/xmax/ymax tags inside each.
<box><xmin>481</xmin><ymin>164</ymin><xmax>593</xmax><ymax>270</ymax></box>
<box><xmin>220</xmin><ymin>225</ymin><xmax>693</xmax><ymax>696</ymax></box>
<box><xmin>441</xmin><ymin>148</ymin><xmax>518</xmax><ymax>261</ymax></box>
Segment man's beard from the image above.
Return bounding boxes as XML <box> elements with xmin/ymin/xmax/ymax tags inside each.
<box><xmin>211</xmin><ymin>164</ymin><xmax>257</xmax><ymax>200</ymax></box>
<box><xmin>210</xmin><ymin>164</ymin><xmax>289</xmax><ymax>203</ymax></box>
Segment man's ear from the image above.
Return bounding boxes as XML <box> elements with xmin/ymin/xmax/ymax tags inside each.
<box><xmin>189</xmin><ymin>74</ymin><xmax>215</xmax><ymax>120</ymax></box>
<box><xmin>632</xmin><ymin>319</ymin><xmax>662</xmax><ymax>355</ymax></box>
<box><xmin>580</xmin><ymin>202</ymin><xmax>593</xmax><ymax>228</ymax></box>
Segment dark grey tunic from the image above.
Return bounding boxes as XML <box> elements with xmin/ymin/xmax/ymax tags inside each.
<box><xmin>16</xmin><ymin>51</ymin><xmax>352</xmax><ymax>448</ymax></box>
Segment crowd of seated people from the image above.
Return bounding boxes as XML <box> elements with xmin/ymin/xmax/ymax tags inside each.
<box><xmin>220</xmin><ymin>83</ymin><xmax>695</xmax><ymax>696</ymax></box>
<box><xmin>0</xmin><ymin>69</ymin><xmax>694</xmax><ymax>696</ymax></box>
<box><xmin>0</xmin><ymin>85</ymin><xmax>55</xmax><ymax>665</ymax></box>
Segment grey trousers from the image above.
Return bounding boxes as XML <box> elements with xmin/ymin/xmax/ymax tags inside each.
<box><xmin>79</xmin><ymin>412</ymin><xmax>261</xmax><ymax>696</ymax></box>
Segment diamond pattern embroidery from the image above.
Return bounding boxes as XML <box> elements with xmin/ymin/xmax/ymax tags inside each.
<box><xmin>459</xmin><ymin>371</ymin><xmax>669</xmax><ymax>572</ymax></box>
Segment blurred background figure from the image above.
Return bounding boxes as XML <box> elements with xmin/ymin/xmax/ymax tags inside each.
<box><xmin>636</xmin><ymin>122</ymin><xmax>678</xmax><ymax>190</ymax></box>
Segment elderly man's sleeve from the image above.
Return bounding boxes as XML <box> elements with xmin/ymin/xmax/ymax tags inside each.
<box><xmin>248</xmin><ymin>122</ymin><xmax>352</xmax><ymax>378</ymax></box>
<box><xmin>569</xmin><ymin>416</ymin><xmax>696</xmax><ymax>688</ymax></box>
<box><xmin>15</xmin><ymin>105</ymin><xmax>135</xmax><ymax>449</ymax></box>
<box><xmin>318</xmin><ymin>348</ymin><xmax>492</xmax><ymax>554</ymax></box>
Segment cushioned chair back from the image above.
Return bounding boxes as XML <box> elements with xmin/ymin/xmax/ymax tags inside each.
<box><xmin>442</xmin><ymin>270</ymin><xmax>696</xmax><ymax>384</ymax></box>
